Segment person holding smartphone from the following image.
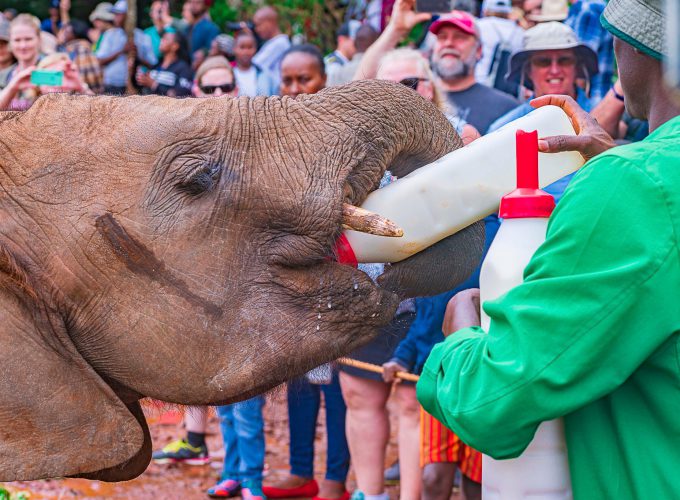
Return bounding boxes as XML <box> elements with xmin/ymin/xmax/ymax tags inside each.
<box><xmin>0</xmin><ymin>14</ymin><xmax>42</xmax><ymax>110</ymax></box>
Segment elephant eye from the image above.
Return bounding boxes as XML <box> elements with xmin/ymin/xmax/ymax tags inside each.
<box><xmin>178</xmin><ymin>162</ymin><xmax>222</xmax><ymax>196</ymax></box>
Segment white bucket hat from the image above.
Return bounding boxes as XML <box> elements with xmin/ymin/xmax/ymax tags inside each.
<box><xmin>526</xmin><ymin>0</ymin><xmax>568</xmax><ymax>23</ymax></box>
<box><xmin>506</xmin><ymin>21</ymin><xmax>599</xmax><ymax>87</ymax></box>
<box><xmin>601</xmin><ymin>0</ymin><xmax>664</xmax><ymax>60</ymax></box>
<box><xmin>89</xmin><ymin>2</ymin><xmax>115</xmax><ymax>23</ymax></box>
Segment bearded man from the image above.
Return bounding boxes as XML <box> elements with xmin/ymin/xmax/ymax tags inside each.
<box><xmin>430</xmin><ymin>11</ymin><xmax>518</xmax><ymax>133</ymax></box>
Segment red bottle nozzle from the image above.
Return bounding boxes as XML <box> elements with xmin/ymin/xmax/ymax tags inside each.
<box><xmin>498</xmin><ymin>130</ymin><xmax>555</xmax><ymax>219</ymax></box>
<box><xmin>333</xmin><ymin>233</ymin><xmax>358</xmax><ymax>267</ymax></box>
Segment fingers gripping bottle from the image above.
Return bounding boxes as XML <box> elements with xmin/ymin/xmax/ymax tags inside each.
<box><xmin>479</xmin><ymin>130</ymin><xmax>572</xmax><ymax>500</ymax></box>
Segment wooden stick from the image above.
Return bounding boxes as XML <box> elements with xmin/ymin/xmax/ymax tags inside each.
<box><xmin>337</xmin><ymin>357</ymin><xmax>420</xmax><ymax>382</ymax></box>
<box><xmin>125</xmin><ymin>0</ymin><xmax>138</xmax><ymax>95</ymax></box>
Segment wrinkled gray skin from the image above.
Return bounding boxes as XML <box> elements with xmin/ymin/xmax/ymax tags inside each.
<box><xmin>0</xmin><ymin>81</ymin><xmax>484</xmax><ymax>481</ymax></box>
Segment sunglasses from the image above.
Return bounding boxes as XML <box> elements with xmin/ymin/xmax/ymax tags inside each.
<box><xmin>199</xmin><ymin>82</ymin><xmax>236</xmax><ymax>94</ymax></box>
<box><xmin>530</xmin><ymin>55</ymin><xmax>577</xmax><ymax>68</ymax></box>
<box><xmin>399</xmin><ymin>77</ymin><xmax>428</xmax><ymax>91</ymax></box>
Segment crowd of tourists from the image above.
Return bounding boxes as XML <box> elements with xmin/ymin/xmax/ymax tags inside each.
<box><xmin>0</xmin><ymin>0</ymin><xmax>662</xmax><ymax>499</ymax></box>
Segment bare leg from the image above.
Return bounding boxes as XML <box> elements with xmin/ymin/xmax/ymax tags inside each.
<box><xmin>461</xmin><ymin>476</ymin><xmax>481</xmax><ymax>500</ymax></box>
<box><xmin>422</xmin><ymin>463</ymin><xmax>457</xmax><ymax>500</ymax></box>
<box><xmin>185</xmin><ymin>405</ymin><xmax>208</xmax><ymax>433</ymax></box>
<box><xmin>339</xmin><ymin>371</ymin><xmax>390</xmax><ymax>495</ymax></box>
<box><xmin>394</xmin><ymin>385</ymin><xmax>421</xmax><ymax>500</ymax></box>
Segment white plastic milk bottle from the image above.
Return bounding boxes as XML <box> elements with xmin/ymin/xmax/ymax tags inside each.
<box><xmin>479</xmin><ymin>130</ymin><xmax>572</xmax><ymax>500</ymax></box>
<box><xmin>340</xmin><ymin>105</ymin><xmax>584</xmax><ymax>264</ymax></box>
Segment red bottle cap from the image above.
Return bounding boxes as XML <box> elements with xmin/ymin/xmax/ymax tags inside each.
<box><xmin>499</xmin><ymin>130</ymin><xmax>555</xmax><ymax>219</ymax></box>
<box><xmin>333</xmin><ymin>233</ymin><xmax>358</xmax><ymax>267</ymax></box>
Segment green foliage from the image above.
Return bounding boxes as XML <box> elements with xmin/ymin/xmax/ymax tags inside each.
<box><xmin>0</xmin><ymin>485</ymin><xmax>30</xmax><ymax>500</ymax></box>
<box><xmin>210</xmin><ymin>1</ymin><xmax>347</xmax><ymax>53</ymax></box>
<box><xmin>0</xmin><ymin>0</ymin><xmax>348</xmax><ymax>54</ymax></box>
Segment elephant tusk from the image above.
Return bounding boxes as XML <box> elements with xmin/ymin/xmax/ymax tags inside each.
<box><xmin>341</xmin><ymin>203</ymin><xmax>404</xmax><ymax>237</ymax></box>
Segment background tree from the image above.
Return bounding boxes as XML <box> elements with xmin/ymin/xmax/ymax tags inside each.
<box><xmin>0</xmin><ymin>0</ymin><xmax>356</xmax><ymax>53</ymax></box>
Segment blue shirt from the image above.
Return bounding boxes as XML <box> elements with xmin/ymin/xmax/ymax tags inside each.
<box><xmin>189</xmin><ymin>17</ymin><xmax>220</xmax><ymax>60</ymax></box>
<box><xmin>565</xmin><ymin>0</ymin><xmax>614</xmax><ymax>104</ymax></box>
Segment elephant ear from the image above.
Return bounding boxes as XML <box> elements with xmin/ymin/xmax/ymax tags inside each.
<box><xmin>0</xmin><ymin>248</ymin><xmax>146</xmax><ymax>481</ymax></box>
<box><xmin>377</xmin><ymin>221</ymin><xmax>485</xmax><ymax>298</ymax></box>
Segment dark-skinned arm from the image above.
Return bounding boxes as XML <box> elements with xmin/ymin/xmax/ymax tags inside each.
<box><xmin>531</xmin><ymin>94</ymin><xmax>616</xmax><ymax>162</ymax></box>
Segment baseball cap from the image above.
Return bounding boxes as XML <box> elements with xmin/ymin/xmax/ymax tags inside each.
<box><xmin>110</xmin><ymin>0</ymin><xmax>127</xmax><ymax>15</ymax></box>
<box><xmin>429</xmin><ymin>11</ymin><xmax>479</xmax><ymax>38</ymax></box>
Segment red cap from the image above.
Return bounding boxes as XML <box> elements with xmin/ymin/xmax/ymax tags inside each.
<box><xmin>333</xmin><ymin>233</ymin><xmax>358</xmax><ymax>267</ymax></box>
<box><xmin>429</xmin><ymin>11</ymin><xmax>480</xmax><ymax>38</ymax></box>
<box><xmin>498</xmin><ymin>130</ymin><xmax>555</xmax><ymax>219</ymax></box>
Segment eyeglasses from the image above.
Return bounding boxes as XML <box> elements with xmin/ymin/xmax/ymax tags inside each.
<box><xmin>530</xmin><ymin>55</ymin><xmax>577</xmax><ymax>68</ymax></box>
<box><xmin>199</xmin><ymin>82</ymin><xmax>236</xmax><ymax>94</ymax></box>
<box><xmin>399</xmin><ymin>77</ymin><xmax>428</xmax><ymax>91</ymax></box>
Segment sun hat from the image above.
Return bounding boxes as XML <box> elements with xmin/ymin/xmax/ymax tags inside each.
<box><xmin>110</xmin><ymin>0</ymin><xmax>128</xmax><ymax>15</ymax></box>
<box><xmin>506</xmin><ymin>21</ymin><xmax>598</xmax><ymax>86</ymax></box>
<box><xmin>481</xmin><ymin>0</ymin><xmax>512</xmax><ymax>15</ymax></box>
<box><xmin>601</xmin><ymin>0</ymin><xmax>664</xmax><ymax>60</ymax></box>
<box><xmin>429</xmin><ymin>10</ymin><xmax>480</xmax><ymax>38</ymax></box>
<box><xmin>89</xmin><ymin>2</ymin><xmax>114</xmax><ymax>23</ymax></box>
<box><xmin>526</xmin><ymin>0</ymin><xmax>568</xmax><ymax>22</ymax></box>
<box><xmin>195</xmin><ymin>55</ymin><xmax>233</xmax><ymax>84</ymax></box>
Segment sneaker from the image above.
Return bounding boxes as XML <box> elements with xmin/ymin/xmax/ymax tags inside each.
<box><xmin>151</xmin><ymin>439</ymin><xmax>209</xmax><ymax>465</ymax></box>
<box><xmin>207</xmin><ymin>478</ymin><xmax>242</xmax><ymax>498</ymax></box>
<box><xmin>241</xmin><ymin>480</ymin><xmax>267</xmax><ymax>500</ymax></box>
<box><xmin>384</xmin><ymin>460</ymin><xmax>400</xmax><ymax>485</ymax></box>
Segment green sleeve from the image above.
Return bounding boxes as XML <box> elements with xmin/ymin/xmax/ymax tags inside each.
<box><xmin>416</xmin><ymin>155</ymin><xmax>679</xmax><ymax>459</ymax></box>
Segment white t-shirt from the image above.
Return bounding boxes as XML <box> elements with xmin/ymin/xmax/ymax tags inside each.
<box><xmin>475</xmin><ymin>17</ymin><xmax>524</xmax><ymax>87</ymax></box>
<box><xmin>234</xmin><ymin>66</ymin><xmax>258</xmax><ymax>97</ymax></box>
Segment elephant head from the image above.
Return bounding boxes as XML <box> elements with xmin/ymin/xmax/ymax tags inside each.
<box><xmin>0</xmin><ymin>80</ymin><xmax>483</xmax><ymax>481</ymax></box>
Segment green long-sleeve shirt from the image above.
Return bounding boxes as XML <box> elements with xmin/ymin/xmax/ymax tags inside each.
<box><xmin>417</xmin><ymin>116</ymin><xmax>680</xmax><ymax>499</ymax></box>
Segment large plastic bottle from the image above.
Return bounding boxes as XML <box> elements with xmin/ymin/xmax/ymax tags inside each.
<box><xmin>340</xmin><ymin>105</ymin><xmax>583</xmax><ymax>264</ymax></box>
<box><xmin>479</xmin><ymin>130</ymin><xmax>572</xmax><ymax>500</ymax></box>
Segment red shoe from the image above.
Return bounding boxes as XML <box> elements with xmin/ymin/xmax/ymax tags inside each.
<box><xmin>263</xmin><ymin>479</ymin><xmax>319</xmax><ymax>498</ymax></box>
<box><xmin>312</xmin><ymin>491</ymin><xmax>350</xmax><ymax>500</ymax></box>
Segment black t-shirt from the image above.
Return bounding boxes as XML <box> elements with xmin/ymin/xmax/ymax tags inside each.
<box><xmin>446</xmin><ymin>83</ymin><xmax>519</xmax><ymax>134</ymax></box>
<box><xmin>149</xmin><ymin>59</ymin><xmax>194</xmax><ymax>97</ymax></box>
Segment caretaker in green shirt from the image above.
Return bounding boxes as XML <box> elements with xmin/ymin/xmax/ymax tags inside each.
<box><xmin>416</xmin><ymin>0</ymin><xmax>680</xmax><ymax>498</ymax></box>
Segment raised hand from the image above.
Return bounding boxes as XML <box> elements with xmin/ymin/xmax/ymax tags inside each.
<box><xmin>389</xmin><ymin>0</ymin><xmax>433</xmax><ymax>37</ymax></box>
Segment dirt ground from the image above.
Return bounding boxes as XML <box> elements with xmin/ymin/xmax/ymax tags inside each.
<box><xmin>4</xmin><ymin>386</ymin><xmax>461</xmax><ymax>499</ymax></box>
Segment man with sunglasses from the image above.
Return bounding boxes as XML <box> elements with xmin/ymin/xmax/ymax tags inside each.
<box><xmin>488</xmin><ymin>22</ymin><xmax>598</xmax><ymax>136</ymax></box>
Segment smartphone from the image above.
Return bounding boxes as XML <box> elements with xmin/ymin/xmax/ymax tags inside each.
<box><xmin>30</xmin><ymin>70</ymin><xmax>64</xmax><ymax>87</ymax></box>
<box><xmin>415</xmin><ymin>0</ymin><xmax>452</xmax><ymax>13</ymax></box>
